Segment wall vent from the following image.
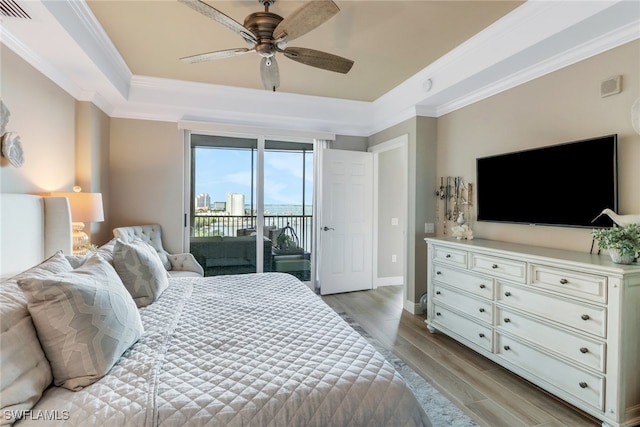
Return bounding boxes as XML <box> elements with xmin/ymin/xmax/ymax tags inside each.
<box><xmin>0</xmin><ymin>0</ymin><xmax>30</xmax><ymax>19</ymax></box>
<box><xmin>600</xmin><ymin>75</ymin><xmax>622</xmax><ymax>98</ymax></box>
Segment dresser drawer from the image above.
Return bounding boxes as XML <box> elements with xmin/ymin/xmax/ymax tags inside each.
<box><xmin>496</xmin><ymin>333</ymin><xmax>604</xmax><ymax>411</ymax></box>
<box><xmin>496</xmin><ymin>307</ymin><xmax>605</xmax><ymax>372</ymax></box>
<box><xmin>432</xmin><ymin>245</ymin><xmax>468</xmax><ymax>267</ymax></box>
<box><xmin>470</xmin><ymin>253</ymin><xmax>526</xmax><ymax>283</ymax></box>
<box><xmin>433</xmin><ymin>284</ymin><xmax>493</xmax><ymax>324</ymax></box>
<box><xmin>530</xmin><ymin>264</ymin><xmax>607</xmax><ymax>303</ymax></box>
<box><xmin>432</xmin><ymin>264</ymin><xmax>493</xmax><ymax>299</ymax></box>
<box><xmin>496</xmin><ymin>282</ymin><xmax>606</xmax><ymax>338</ymax></box>
<box><xmin>432</xmin><ymin>303</ymin><xmax>492</xmax><ymax>352</ymax></box>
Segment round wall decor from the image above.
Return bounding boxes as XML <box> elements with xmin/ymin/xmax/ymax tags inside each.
<box><xmin>2</xmin><ymin>132</ymin><xmax>24</xmax><ymax>168</ymax></box>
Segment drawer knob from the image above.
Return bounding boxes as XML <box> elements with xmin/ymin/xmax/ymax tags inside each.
<box><xmin>579</xmin><ymin>382</ymin><xmax>588</xmax><ymax>389</ymax></box>
<box><xmin>479</xmin><ymin>333</ymin><xmax>485</xmax><ymax>338</ymax></box>
<box><xmin>492</xmin><ymin>264</ymin><xmax>499</xmax><ymax>269</ymax></box>
<box><xmin>479</xmin><ymin>284</ymin><xmax>486</xmax><ymax>289</ymax></box>
<box><xmin>446</xmin><ymin>254</ymin><xmax>451</xmax><ymax>258</ymax></box>
<box><xmin>580</xmin><ymin>347</ymin><xmax>589</xmax><ymax>354</ymax></box>
<box><xmin>581</xmin><ymin>314</ymin><xmax>590</xmax><ymax>321</ymax></box>
<box><xmin>479</xmin><ymin>308</ymin><xmax>485</xmax><ymax>313</ymax></box>
<box><xmin>504</xmin><ymin>291</ymin><xmax>512</xmax><ymax>297</ymax></box>
<box><xmin>504</xmin><ymin>318</ymin><xmax>511</xmax><ymax>323</ymax></box>
<box><xmin>436</xmin><ymin>291</ymin><xmax>441</xmax><ymax>295</ymax></box>
<box><xmin>560</xmin><ymin>278</ymin><xmax>569</xmax><ymax>284</ymax></box>
<box><xmin>503</xmin><ymin>345</ymin><xmax>510</xmax><ymax>351</ymax></box>
<box><xmin>436</xmin><ymin>271</ymin><xmax>442</xmax><ymax>275</ymax></box>
<box><xmin>436</xmin><ymin>312</ymin><xmax>442</xmax><ymax>316</ymax></box>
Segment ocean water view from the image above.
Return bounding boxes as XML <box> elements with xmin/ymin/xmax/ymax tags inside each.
<box><xmin>258</xmin><ymin>204</ymin><xmax>313</xmax><ymax>215</ymax></box>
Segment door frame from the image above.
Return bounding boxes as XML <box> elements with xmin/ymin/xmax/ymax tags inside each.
<box><xmin>368</xmin><ymin>135</ymin><xmax>409</xmax><ymax>307</ymax></box>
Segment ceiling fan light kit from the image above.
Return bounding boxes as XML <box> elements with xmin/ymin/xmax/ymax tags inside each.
<box><xmin>179</xmin><ymin>0</ymin><xmax>354</xmax><ymax>91</ymax></box>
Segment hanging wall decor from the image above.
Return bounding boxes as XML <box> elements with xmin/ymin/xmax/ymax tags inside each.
<box><xmin>0</xmin><ymin>100</ymin><xmax>24</xmax><ymax>168</ymax></box>
<box><xmin>2</xmin><ymin>132</ymin><xmax>24</xmax><ymax>168</ymax></box>
<box><xmin>0</xmin><ymin>100</ymin><xmax>9</xmax><ymax>136</ymax></box>
<box><xmin>435</xmin><ymin>176</ymin><xmax>473</xmax><ymax>239</ymax></box>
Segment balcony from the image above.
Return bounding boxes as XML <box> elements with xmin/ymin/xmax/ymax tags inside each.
<box><xmin>191</xmin><ymin>214</ymin><xmax>312</xmax><ymax>279</ymax></box>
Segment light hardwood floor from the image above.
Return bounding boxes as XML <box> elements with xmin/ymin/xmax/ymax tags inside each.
<box><xmin>321</xmin><ymin>285</ymin><xmax>600</xmax><ymax>427</ymax></box>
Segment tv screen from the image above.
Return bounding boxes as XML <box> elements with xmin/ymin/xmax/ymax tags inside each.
<box><xmin>476</xmin><ymin>135</ymin><xmax>618</xmax><ymax>228</ymax></box>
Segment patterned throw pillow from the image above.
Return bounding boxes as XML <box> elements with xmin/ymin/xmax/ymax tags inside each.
<box><xmin>17</xmin><ymin>255</ymin><xmax>143</xmax><ymax>391</ymax></box>
<box><xmin>65</xmin><ymin>238</ymin><xmax>118</xmax><ymax>268</ymax></box>
<box><xmin>0</xmin><ymin>251</ymin><xmax>72</xmax><ymax>421</ymax></box>
<box><xmin>112</xmin><ymin>238</ymin><xmax>169</xmax><ymax>307</ymax></box>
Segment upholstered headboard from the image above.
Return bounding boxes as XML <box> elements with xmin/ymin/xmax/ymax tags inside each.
<box><xmin>0</xmin><ymin>194</ymin><xmax>73</xmax><ymax>279</ymax></box>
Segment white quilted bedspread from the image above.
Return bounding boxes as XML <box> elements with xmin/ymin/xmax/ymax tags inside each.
<box><xmin>18</xmin><ymin>273</ymin><xmax>431</xmax><ymax>427</ymax></box>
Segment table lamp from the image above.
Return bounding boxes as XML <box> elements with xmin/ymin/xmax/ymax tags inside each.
<box><xmin>54</xmin><ymin>187</ymin><xmax>104</xmax><ymax>255</ymax></box>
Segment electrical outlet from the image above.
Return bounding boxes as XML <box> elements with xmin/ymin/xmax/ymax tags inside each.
<box><xmin>425</xmin><ymin>223</ymin><xmax>435</xmax><ymax>233</ymax></box>
<box><xmin>391</xmin><ymin>254</ymin><xmax>397</xmax><ymax>263</ymax></box>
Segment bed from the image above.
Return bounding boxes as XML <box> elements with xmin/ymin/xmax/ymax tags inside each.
<box><xmin>0</xmin><ymin>194</ymin><xmax>432</xmax><ymax>426</ymax></box>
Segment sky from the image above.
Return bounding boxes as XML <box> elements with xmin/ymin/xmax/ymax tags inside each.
<box><xmin>194</xmin><ymin>147</ymin><xmax>313</xmax><ymax>206</ymax></box>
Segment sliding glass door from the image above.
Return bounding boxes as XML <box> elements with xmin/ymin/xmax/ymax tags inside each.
<box><xmin>190</xmin><ymin>135</ymin><xmax>259</xmax><ymax>276</ymax></box>
<box><xmin>264</xmin><ymin>140</ymin><xmax>313</xmax><ymax>281</ymax></box>
<box><xmin>189</xmin><ymin>134</ymin><xmax>313</xmax><ymax>280</ymax></box>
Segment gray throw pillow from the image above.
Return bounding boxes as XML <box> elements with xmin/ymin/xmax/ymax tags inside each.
<box><xmin>112</xmin><ymin>238</ymin><xmax>169</xmax><ymax>307</ymax></box>
<box><xmin>0</xmin><ymin>251</ymin><xmax>72</xmax><ymax>420</ymax></box>
<box><xmin>65</xmin><ymin>238</ymin><xmax>117</xmax><ymax>268</ymax></box>
<box><xmin>17</xmin><ymin>255</ymin><xmax>143</xmax><ymax>391</ymax></box>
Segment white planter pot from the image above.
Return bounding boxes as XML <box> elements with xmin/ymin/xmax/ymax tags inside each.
<box><xmin>608</xmin><ymin>248</ymin><xmax>635</xmax><ymax>265</ymax></box>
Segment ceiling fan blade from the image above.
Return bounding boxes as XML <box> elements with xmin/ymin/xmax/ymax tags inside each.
<box><xmin>180</xmin><ymin>48</ymin><xmax>253</xmax><ymax>63</ymax></box>
<box><xmin>273</xmin><ymin>0</ymin><xmax>339</xmax><ymax>43</ymax></box>
<box><xmin>283</xmin><ymin>47</ymin><xmax>354</xmax><ymax>74</ymax></box>
<box><xmin>260</xmin><ymin>57</ymin><xmax>280</xmax><ymax>91</ymax></box>
<box><xmin>178</xmin><ymin>0</ymin><xmax>256</xmax><ymax>44</ymax></box>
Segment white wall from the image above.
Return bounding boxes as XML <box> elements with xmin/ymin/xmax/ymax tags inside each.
<box><xmin>109</xmin><ymin>118</ymin><xmax>186</xmax><ymax>254</ymax></box>
<box><xmin>333</xmin><ymin>135</ymin><xmax>367</xmax><ymax>151</ymax></box>
<box><xmin>76</xmin><ymin>102</ymin><xmax>111</xmax><ymax>245</ymax></box>
<box><xmin>0</xmin><ymin>49</ymin><xmax>75</xmax><ymax>193</ymax></box>
<box><xmin>377</xmin><ymin>147</ymin><xmax>404</xmax><ymax>280</ymax></box>
<box><xmin>1</xmin><ymin>51</ymin><xmax>111</xmax><ymax>246</ymax></box>
<box><xmin>437</xmin><ymin>40</ymin><xmax>640</xmax><ymax>252</ymax></box>
<box><xmin>368</xmin><ymin>116</ymin><xmax>438</xmax><ymax>306</ymax></box>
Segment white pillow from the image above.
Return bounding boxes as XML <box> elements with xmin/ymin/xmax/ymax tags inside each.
<box><xmin>17</xmin><ymin>255</ymin><xmax>143</xmax><ymax>391</ymax></box>
<box><xmin>113</xmin><ymin>238</ymin><xmax>169</xmax><ymax>307</ymax></box>
<box><xmin>65</xmin><ymin>238</ymin><xmax>117</xmax><ymax>268</ymax></box>
<box><xmin>0</xmin><ymin>251</ymin><xmax>71</xmax><ymax>424</ymax></box>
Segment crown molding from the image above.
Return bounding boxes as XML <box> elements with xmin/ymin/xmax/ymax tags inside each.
<box><xmin>41</xmin><ymin>0</ymin><xmax>131</xmax><ymax>99</ymax></box>
<box><xmin>371</xmin><ymin>0</ymin><xmax>639</xmax><ymax>131</ymax></box>
<box><xmin>177</xmin><ymin>120</ymin><xmax>335</xmax><ymax>142</ymax></box>
<box><xmin>433</xmin><ymin>1</ymin><xmax>640</xmax><ymax>117</ymax></box>
<box><xmin>1</xmin><ymin>24</ymin><xmax>83</xmax><ymax>100</ymax></box>
<box><xmin>3</xmin><ymin>0</ymin><xmax>638</xmax><ymax>137</ymax></box>
<box><xmin>113</xmin><ymin>75</ymin><xmax>373</xmax><ymax>135</ymax></box>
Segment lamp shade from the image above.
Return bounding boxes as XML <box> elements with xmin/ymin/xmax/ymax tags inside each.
<box><xmin>54</xmin><ymin>192</ymin><xmax>104</xmax><ymax>223</ymax></box>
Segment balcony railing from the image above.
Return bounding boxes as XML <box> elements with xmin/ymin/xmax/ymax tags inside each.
<box><xmin>192</xmin><ymin>214</ymin><xmax>313</xmax><ymax>252</ymax></box>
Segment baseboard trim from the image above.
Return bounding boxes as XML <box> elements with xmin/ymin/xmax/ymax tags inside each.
<box><xmin>376</xmin><ymin>276</ymin><xmax>403</xmax><ymax>287</ymax></box>
<box><xmin>404</xmin><ymin>299</ymin><xmax>423</xmax><ymax>315</ymax></box>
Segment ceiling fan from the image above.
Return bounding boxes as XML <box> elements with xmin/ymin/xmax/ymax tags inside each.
<box><xmin>178</xmin><ymin>0</ymin><xmax>354</xmax><ymax>91</ymax></box>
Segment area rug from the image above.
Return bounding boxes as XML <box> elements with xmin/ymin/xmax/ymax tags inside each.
<box><xmin>337</xmin><ymin>312</ymin><xmax>478</xmax><ymax>427</ymax></box>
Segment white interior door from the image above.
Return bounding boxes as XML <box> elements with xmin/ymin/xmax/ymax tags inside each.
<box><xmin>319</xmin><ymin>149</ymin><xmax>373</xmax><ymax>295</ymax></box>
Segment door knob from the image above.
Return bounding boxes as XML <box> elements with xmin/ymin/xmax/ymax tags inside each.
<box><xmin>322</xmin><ymin>226</ymin><xmax>335</xmax><ymax>231</ymax></box>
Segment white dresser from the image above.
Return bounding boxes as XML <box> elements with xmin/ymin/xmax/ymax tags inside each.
<box><xmin>425</xmin><ymin>237</ymin><xmax>640</xmax><ymax>427</ymax></box>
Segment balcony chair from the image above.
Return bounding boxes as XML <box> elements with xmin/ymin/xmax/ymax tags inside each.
<box><xmin>113</xmin><ymin>224</ymin><xmax>204</xmax><ymax>278</ymax></box>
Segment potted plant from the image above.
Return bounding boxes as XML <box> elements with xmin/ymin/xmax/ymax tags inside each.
<box><xmin>592</xmin><ymin>224</ymin><xmax>640</xmax><ymax>264</ymax></box>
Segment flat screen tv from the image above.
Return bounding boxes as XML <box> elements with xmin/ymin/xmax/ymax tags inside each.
<box><xmin>476</xmin><ymin>134</ymin><xmax>618</xmax><ymax>228</ymax></box>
